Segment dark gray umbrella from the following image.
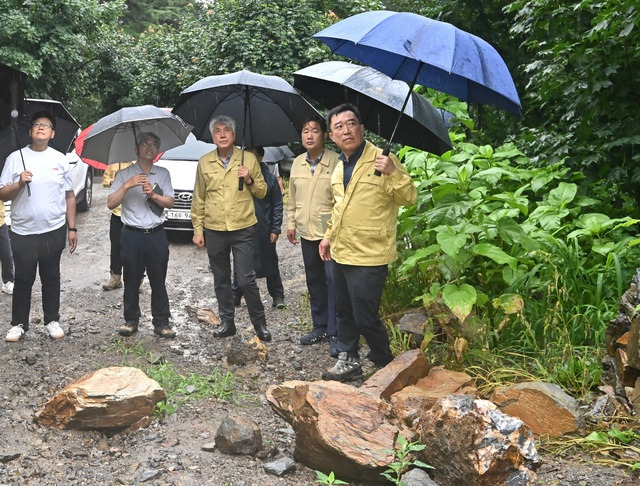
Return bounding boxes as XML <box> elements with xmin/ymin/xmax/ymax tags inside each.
<box><xmin>79</xmin><ymin>105</ymin><xmax>193</xmax><ymax>164</ymax></box>
<box><xmin>294</xmin><ymin>61</ymin><xmax>451</xmax><ymax>156</ymax></box>
<box><xmin>261</xmin><ymin>145</ymin><xmax>294</xmax><ymax>164</ymax></box>
<box><xmin>172</xmin><ymin>70</ymin><xmax>320</xmax><ymax>190</ymax></box>
<box><xmin>172</xmin><ymin>70</ymin><xmax>320</xmax><ymax>148</ymax></box>
<box><xmin>0</xmin><ymin>62</ymin><xmax>27</xmax><ymax>132</ymax></box>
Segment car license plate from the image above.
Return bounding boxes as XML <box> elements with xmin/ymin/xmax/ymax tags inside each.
<box><xmin>166</xmin><ymin>210</ymin><xmax>191</xmax><ymax>220</ymax></box>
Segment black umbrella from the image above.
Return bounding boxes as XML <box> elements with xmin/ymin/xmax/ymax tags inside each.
<box><xmin>0</xmin><ymin>99</ymin><xmax>80</xmax><ymax>183</ymax></box>
<box><xmin>294</xmin><ymin>61</ymin><xmax>451</xmax><ymax>156</ymax></box>
<box><xmin>172</xmin><ymin>70</ymin><xmax>320</xmax><ymax>190</ymax></box>
<box><xmin>0</xmin><ymin>62</ymin><xmax>27</xmax><ymax>132</ymax></box>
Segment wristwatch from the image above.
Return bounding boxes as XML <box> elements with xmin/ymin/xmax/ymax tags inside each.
<box><xmin>68</xmin><ymin>227</ymin><xmax>77</xmax><ymax>232</ymax></box>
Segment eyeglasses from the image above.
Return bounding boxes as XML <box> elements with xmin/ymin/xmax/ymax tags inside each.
<box><xmin>140</xmin><ymin>140</ymin><xmax>159</xmax><ymax>149</ymax></box>
<box><xmin>32</xmin><ymin>122</ymin><xmax>53</xmax><ymax>130</ymax></box>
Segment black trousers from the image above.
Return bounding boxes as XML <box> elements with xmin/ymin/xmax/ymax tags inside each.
<box><xmin>332</xmin><ymin>261</ymin><xmax>393</xmax><ymax>366</ymax></box>
<box><xmin>109</xmin><ymin>213</ymin><xmax>124</xmax><ymax>275</ymax></box>
<box><xmin>10</xmin><ymin>225</ymin><xmax>66</xmax><ymax>329</ymax></box>
<box><xmin>301</xmin><ymin>238</ymin><xmax>336</xmax><ymax>337</ymax></box>
<box><xmin>120</xmin><ymin>226</ymin><xmax>170</xmax><ymax>326</ymax></box>
<box><xmin>204</xmin><ymin>227</ymin><xmax>266</xmax><ymax>327</ymax></box>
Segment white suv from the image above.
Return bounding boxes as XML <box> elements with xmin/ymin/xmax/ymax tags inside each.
<box><xmin>155</xmin><ymin>133</ymin><xmax>215</xmax><ymax>231</ymax></box>
<box><xmin>4</xmin><ymin>148</ymin><xmax>93</xmax><ymax>225</ymax></box>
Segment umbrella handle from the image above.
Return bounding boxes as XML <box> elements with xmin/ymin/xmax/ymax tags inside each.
<box><xmin>239</xmin><ymin>177</ymin><xmax>244</xmax><ymax>191</ymax></box>
<box><xmin>374</xmin><ymin>145</ymin><xmax>391</xmax><ymax>177</ymax></box>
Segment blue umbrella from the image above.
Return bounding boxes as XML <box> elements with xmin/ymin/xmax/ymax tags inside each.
<box><xmin>313</xmin><ymin>10</ymin><xmax>521</xmax><ymax>115</ymax></box>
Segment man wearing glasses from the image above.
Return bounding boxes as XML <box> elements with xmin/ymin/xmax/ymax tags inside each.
<box><xmin>0</xmin><ymin>111</ymin><xmax>78</xmax><ymax>342</ymax></box>
<box><xmin>319</xmin><ymin>103</ymin><xmax>417</xmax><ymax>381</ymax></box>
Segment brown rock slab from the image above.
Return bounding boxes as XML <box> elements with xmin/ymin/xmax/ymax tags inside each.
<box><xmin>390</xmin><ymin>366</ymin><xmax>476</xmax><ymax>426</ymax></box>
<box><xmin>215</xmin><ymin>414</ymin><xmax>262</xmax><ymax>455</ymax></box>
<box><xmin>266</xmin><ymin>380</ymin><xmax>402</xmax><ymax>482</ymax></box>
<box><xmin>185</xmin><ymin>305</ymin><xmax>221</xmax><ymax>326</ymax></box>
<box><xmin>36</xmin><ymin>367</ymin><xmax>165</xmax><ymax>430</ymax></box>
<box><xmin>627</xmin><ymin>314</ymin><xmax>640</xmax><ymax>369</ymax></box>
<box><xmin>491</xmin><ymin>381</ymin><xmax>583</xmax><ymax>437</ymax></box>
<box><xmin>360</xmin><ymin>349</ymin><xmax>431</xmax><ymax>400</ymax></box>
<box><xmin>417</xmin><ymin>395</ymin><xmax>539</xmax><ymax>486</ymax></box>
<box><xmin>615</xmin><ymin>348</ymin><xmax>640</xmax><ymax>387</ymax></box>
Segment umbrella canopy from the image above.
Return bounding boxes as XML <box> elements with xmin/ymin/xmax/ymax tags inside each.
<box><xmin>313</xmin><ymin>10</ymin><xmax>521</xmax><ymax>115</ymax></box>
<box><xmin>172</xmin><ymin>70</ymin><xmax>321</xmax><ymax>148</ymax></box>
<box><xmin>0</xmin><ymin>62</ymin><xmax>27</xmax><ymax>132</ymax></box>
<box><xmin>0</xmin><ymin>98</ymin><xmax>80</xmax><ymax>171</ymax></box>
<box><xmin>261</xmin><ymin>145</ymin><xmax>294</xmax><ymax>164</ymax></box>
<box><xmin>294</xmin><ymin>61</ymin><xmax>451</xmax><ymax>155</ymax></box>
<box><xmin>74</xmin><ymin>123</ymin><xmax>107</xmax><ymax>170</ymax></box>
<box><xmin>78</xmin><ymin>105</ymin><xmax>193</xmax><ymax>165</ymax></box>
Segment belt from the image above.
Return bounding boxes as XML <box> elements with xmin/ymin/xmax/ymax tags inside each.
<box><xmin>124</xmin><ymin>224</ymin><xmax>164</xmax><ymax>234</ymax></box>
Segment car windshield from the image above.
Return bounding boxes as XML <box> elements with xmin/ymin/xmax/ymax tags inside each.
<box><xmin>160</xmin><ymin>134</ymin><xmax>215</xmax><ymax>161</ymax></box>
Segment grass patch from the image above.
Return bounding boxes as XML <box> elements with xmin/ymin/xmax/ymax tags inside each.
<box><xmin>103</xmin><ymin>339</ymin><xmax>237</xmax><ymax>415</ymax></box>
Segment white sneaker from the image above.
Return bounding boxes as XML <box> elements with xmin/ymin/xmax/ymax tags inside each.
<box><xmin>5</xmin><ymin>324</ymin><xmax>25</xmax><ymax>342</ymax></box>
<box><xmin>45</xmin><ymin>321</ymin><xmax>64</xmax><ymax>340</ymax></box>
<box><xmin>2</xmin><ymin>281</ymin><xmax>14</xmax><ymax>295</ymax></box>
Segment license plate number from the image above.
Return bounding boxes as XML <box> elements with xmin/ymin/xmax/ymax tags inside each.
<box><xmin>166</xmin><ymin>210</ymin><xmax>191</xmax><ymax>220</ymax></box>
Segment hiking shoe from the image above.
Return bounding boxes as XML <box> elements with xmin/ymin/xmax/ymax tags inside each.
<box><xmin>300</xmin><ymin>327</ymin><xmax>328</xmax><ymax>345</ymax></box>
<box><xmin>5</xmin><ymin>324</ymin><xmax>25</xmax><ymax>342</ymax></box>
<box><xmin>2</xmin><ymin>281</ymin><xmax>14</xmax><ymax>295</ymax></box>
<box><xmin>118</xmin><ymin>321</ymin><xmax>138</xmax><ymax>337</ymax></box>
<box><xmin>45</xmin><ymin>321</ymin><xmax>64</xmax><ymax>340</ymax></box>
<box><xmin>233</xmin><ymin>293</ymin><xmax>242</xmax><ymax>307</ymax></box>
<box><xmin>272</xmin><ymin>297</ymin><xmax>286</xmax><ymax>309</ymax></box>
<box><xmin>102</xmin><ymin>273</ymin><xmax>122</xmax><ymax>291</ymax></box>
<box><xmin>322</xmin><ymin>352</ymin><xmax>362</xmax><ymax>382</ymax></box>
<box><xmin>154</xmin><ymin>324</ymin><xmax>176</xmax><ymax>339</ymax></box>
<box><xmin>329</xmin><ymin>335</ymin><xmax>339</xmax><ymax>358</ymax></box>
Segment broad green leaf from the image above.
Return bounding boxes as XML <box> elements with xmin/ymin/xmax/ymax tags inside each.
<box><xmin>492</xmin><ymin>293</ymin><xmax>525</xmax><ymax>314</ymax></box>
<box><xmin>585</xmin><ymin>431</ymin><xmax>608</xmax><ymax>443</ymax></box>
<box><xmin>497</xmin><ymin>218</ymin><xmax>540</xmax><ymax>251</ymax></box>
<box><xmin>472</xmin><ymin>243</ymin><xmax>518</xmax><ymax>270</ymax></box>
<box><xmin>442</xmin><ymin>284</ymin><xmax>477</xmax><ymax>322</ymax></box>
<box><xmin>436</xmin><ymin>227</ymin><xmax>467</xmax><ymax>259</ymax></box>
<box><xmin>547</xmin><ymin>182</ymin><xmax>577</xmax><ymax>209</ymax></box>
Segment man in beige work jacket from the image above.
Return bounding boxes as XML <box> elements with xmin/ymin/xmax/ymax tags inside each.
<box><xmin>319</xmin><ymin>103</ymin><xmax>417</xmax><ymax>381</ymax></box>
<box><xmin>191</xmin><ymin>115</ymin><xmax>271</xmax><ymax>341</ymax></box>
<box><xmin>287</xmin><ymin>115</ymin><xmax>340</xmax><ymax>356</ymax></box>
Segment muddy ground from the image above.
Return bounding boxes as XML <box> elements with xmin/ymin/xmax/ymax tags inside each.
<box><xmin>0</xmin><ymin>179</ymin><xmax>637</xmax><ymax>485</ymax></box>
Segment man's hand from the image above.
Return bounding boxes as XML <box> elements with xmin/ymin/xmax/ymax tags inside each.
<box><xmin>68</xmin><ymin>232</ymin><xmax>78</xmax><ymax>254</ymax></box>
<box><xmin>193</xmin><ymin>234</ymin><xmax>205</xmax><ymax>248</ymax></box>
<box><xmin>287</xmin><ymin>229</ymin><xmax>298</xmax><ymax>245</ymax></box>
<box><xmin>374</xmin><ymin>154</ymin><xmax>396</xmax><ymax>175</ymax></box>
<box><xmin>238</xmin><ymin>165</ymin><xmax>250</xmax><ymax>182</ymax></box>
<box><xmin>270</xmin><ymin>232</ymin><xmax>279</xmax><ymax>244</ymax></box>
<box><xmin>319</xmin><ymin>238</ymin><xmax>331</xmax><ymax>261</ymax></box>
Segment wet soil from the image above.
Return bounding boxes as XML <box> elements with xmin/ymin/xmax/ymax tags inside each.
<box><xmin>0</xmin><ymin>179</ymin><xmax>637</xmax><ymax>485</ymax></box>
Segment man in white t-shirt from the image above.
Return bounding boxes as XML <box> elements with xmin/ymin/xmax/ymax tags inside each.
<box><xmin>0</xmin><ymin>111</ymin><xmax>78</xmax><ymax>342</ymax></box>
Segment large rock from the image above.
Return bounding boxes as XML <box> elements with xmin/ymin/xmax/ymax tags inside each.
<box><xmin>360</xmin><ymin>349</ymin><xmax>431</xmax><ymax>400</ymax></box>
<box><xmin>36</xmin><ymin>367</ymin><xmax>165</xmax><ymax>430</ymax></box>
<box><xmin>416</xmin><ymin>395</ymin><xmax>539</xmax><ymax>486</ymax></box>
<box><xmin>266</xmin><ymin>380</ymin><xmax>402</xmax><ymax>483</ymax></box>
<box><xmin>226</xmin><ymin>335</ymin><xmax>268</xmax><ymax>365</ymax></box>
<box><xmin>491</xmin><ymin>382</ymin><xmax>583</xmax><ymax>437</ymax></box>
<box><xmin>215</xmin><ymin>414</ymin><xmax>262</xmax><ymax>455</ymax></box>
<box><xmin>390</xmin><ymin>366</ymin><xmax>477</xmax><ymax>426</ymax></box>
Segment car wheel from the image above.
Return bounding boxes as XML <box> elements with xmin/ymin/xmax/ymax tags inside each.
<box><xmin>77</xmin><ymin>169</ymin><xmax>93</xmax><ymax>212</ymax></box>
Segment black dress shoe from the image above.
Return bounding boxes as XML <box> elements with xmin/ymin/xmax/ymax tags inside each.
<box><xmin>213</xmin><ymin>320</ymin><xmax>236</xmax><ymax>338</ymax></box>
<box><xmin>253</xmin><ymin>322</ymin><xmax>272</xmax><ymax>342</ymax></box>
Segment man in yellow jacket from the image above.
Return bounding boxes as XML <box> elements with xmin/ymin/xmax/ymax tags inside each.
<box><xmin>287</xmin><ymin>115</ymin><xmax>340</xmax><ymax>356</ymax></box>
<box><xmin>191</xmin><ymin>115</ymin><xmax>271</xmax><ymax>341</ymax></box>
<box><xmin>319</xmin><ymin>103</ymin><xmax>417</xmax><ymax>381</ymax></box>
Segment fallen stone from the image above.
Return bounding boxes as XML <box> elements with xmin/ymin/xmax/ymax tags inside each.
<box><xmin>201</xmin><ymin>443</ymin><xmax>216</xmax><ymax>452</ymax></box>
<box><xmin>226</xmin><ymin>336</ymin><xmax>268</xmax><ymax>365</ymax></box>
<box><xmin>266</xmin><ymin>380</ymin><xmax>402</xmax><ymax>482</ymax></box>
<box><xmin>36</xmin><ymin>367</ymin><xmax>165</xmax><ymax>430</ymax></box>
<box><xmin>396</xmin><ymin>310</ymin><xmax>432</xmax><ymax>347</ymax></box>
<box><xmin>0</xmin><ymin>452</ymin><xmax>21</xmax><ymax>463</ymax></box>
<box><xmin>416</xmin><ymin>395</ymin><xmax>539</xmax><ymax>486</ymax></box>
<box><xmin>401</xmin><ymin>468</ymin><xmax>440</xmax><ymax>486</ymax></box>
<box><xmin>360</xmin><ymin>349</ymin><xmax>431</xmax><ymax>400</ymax></box>
<box><xmin>135</xmin><ymin>468</ymin><xmax>161</xmax><ymax>483</ymax></box>
<box><xmin>214</xmin><ymin>414</ymin><xmax>262</xmax><ymax>455</ymax></box>
<box><xmin>262</xmin><ymin>456</ymin><xmax>296</xmax><ymax>476</ymax></box>
<box><xmin>491</xmin><ymin>382</ymin><xmax>583</xmax><ymax>437</ymax></box>
<box><xmin>391</xmin><ymin>366</ymin><xmax>476</xmax><ymax>426</ymax></box>
<box><xmin>24</xmin><ymin>352</ymin><xmax>37</xmax><ymax>365</ymax></box>
<box><xmin>615</xmin><ymin>348</ymin><xmax>640</xmax><ymax>387</ymax></box>
<box><xmin>628</xmin><ymin>377</ymin><xmax>640</xmax><ymax>416</ymax></box>
<box><xmin>185</xmin><ymin>305</ymin><xmax>221</xmax><ymax>326</ymax></box>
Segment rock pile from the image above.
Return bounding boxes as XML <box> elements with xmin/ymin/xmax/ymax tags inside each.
<box><xmin>605</xmin><ymin>267</ymin><xmax>640</xmax><ymax>415</ymax></box>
